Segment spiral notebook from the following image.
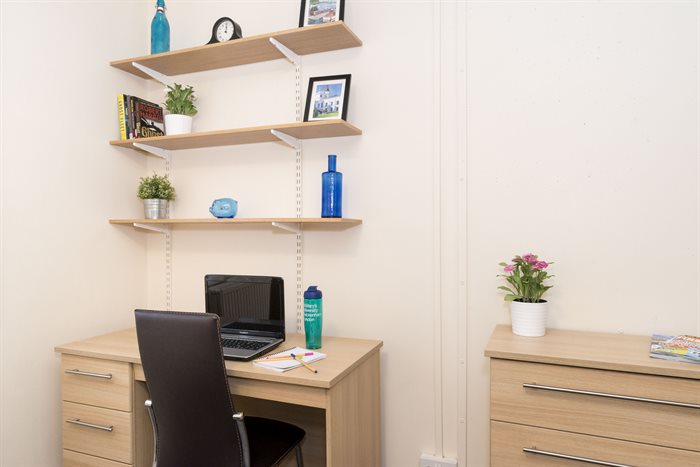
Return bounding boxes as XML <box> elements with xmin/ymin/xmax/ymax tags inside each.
<box><xmin>253</xmin><ymin>346</ymin><xmax>326</xmax><ymax>372</ymax></box>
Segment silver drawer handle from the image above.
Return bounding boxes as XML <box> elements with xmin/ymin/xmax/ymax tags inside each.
<box><xmin>64</xmin><ymin>369</ymin><xmax>113</xmax><ymax>379</ymax></box>
<box><xmin>523</xmin><ymin>383</ymin><xmax>700</xmax><ymax>409</ymax></box>
<box><xmin>523</xmin><ymin>448</ymin><xmax>631</xmax><ymax>467</ymax></box>
<box><xmin>65</xmin><ymin>418</ymin><xmax>114</xmax><ymax>432</ymax></box>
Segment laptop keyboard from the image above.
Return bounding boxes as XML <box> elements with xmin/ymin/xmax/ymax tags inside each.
<box><xmin>221</xmin><ymin>338</ymin><xmax>268</xmax><ymax>351</ymax></box>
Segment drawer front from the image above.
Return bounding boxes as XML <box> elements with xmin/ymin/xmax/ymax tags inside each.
<box><xmin>491</xmin><ymin>359</ymin><xmax>700</xmax><ymax>451</ymax></box>
<box><xmin>62</xmin><ymin>402</ymin><xmax>133</xmax><ymax>464</ymax></box>
<box><xmin>62</xmin><ymin>355</ymin><xmax>132</xmax><ymax>411</ymax></box>
<box><xmin>64</xmin><ymin>449</ymin><xmax>131</xmax><ymax>467</ymax></box>
<box><xmin>491</xmin><ymin>420</ymin><xmax>700</xmax><ymax>467</ymax></box>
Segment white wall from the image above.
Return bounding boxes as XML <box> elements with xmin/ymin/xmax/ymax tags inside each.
<box><xmin>138</xmin><ymin>2</ymin><xmax>441</xmax><ymax>465</ymax></box>
<box><xmin>1</xmin><ymin>1</ymin><xmax>698</xmax><ymax>466</ymax></box>
<box><xmin>0</xmin><ymin>1</ymin><xmax>151</xmax><ymax>465</ymax></box>
<box><xmin>466</xmin><ymin>1</ymin><xmax>699</xmax><ymax>465</ymax></box>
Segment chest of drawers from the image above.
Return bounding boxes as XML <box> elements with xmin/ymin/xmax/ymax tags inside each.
<box><xmin>485</xmin><ymin>325</ymin><xmax>700</xmax><ymax>467</ymax></box>
<box><xmin>61</xmin><ymin>355</ymin><xmax>135</xmax><ymax>466</ymax></box>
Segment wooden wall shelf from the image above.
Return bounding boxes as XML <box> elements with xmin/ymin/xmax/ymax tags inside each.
<box><xmin>110</xmin><ymin>218</ymin><xmax>362</xmax><ymax>233</ymax></box>
<box><xmin>110</xmin><ymin>22</ymin><xmax>362</xmax><ymax>79</ymax></box>
<box><xmin>110</xmin><ymin>120</ymin><xmax>361</xmax><ymax>152</ymax></box>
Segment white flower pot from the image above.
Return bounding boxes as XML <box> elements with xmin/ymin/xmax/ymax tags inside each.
<box><xmin>510</xmin><ymin>300</ymin><xmax>547</xmax><ymax>337</ymax></box>
<box><xmin>164</xmin><ymin>114</ymin><xmax>193</xmax><ymax>135</ymax></box>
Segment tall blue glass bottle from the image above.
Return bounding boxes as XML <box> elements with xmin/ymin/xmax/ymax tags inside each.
<box><xmin>321</xmin><ymin>154</ymin><xmax>342</xmax><ymax>218</ymax></box>
<box><xmin>151</xmin><ymin>0</ymin><xmax>170</xmax><ymax>54</ymax></box>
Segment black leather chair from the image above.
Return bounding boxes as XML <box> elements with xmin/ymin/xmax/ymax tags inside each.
<box><xmin>135</xmin><ymin>309</ymin><xmax>305</xmax><ymax>467</ymax></box>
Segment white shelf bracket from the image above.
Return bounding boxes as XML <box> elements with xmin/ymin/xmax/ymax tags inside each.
<box><xmin>132</xmin><ymin>62</ymin><xmax>176</xmax><ymax>87</ymax></box>
<box><xmin>133</xmin><ymin>143</ymin><xmax>171</xmax><ymax>160</ymax></box>
<box><xmin>270</xmin><ymin>129</ymin><xmax>301</xmax><ymax>150</ymax></box>
<box><xmin>271</xmin><ymin>222</ymin><xmax>301</xmax><ymax>233</ymax></box>
<box><xmin>133</xmin><ymin>223</ymin><xmax>170</xmax><ymax>234</ymax></box>
<box><xmin>269</xmin><ymin>37</ymin><xmax>300</xmax><ymax>66</ymax></box>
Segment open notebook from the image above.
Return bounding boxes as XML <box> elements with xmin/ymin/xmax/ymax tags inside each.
<box><xmin>253</xmin><ymin>346</ymin><xmax>326</xmax><ymax>372</ymax></box>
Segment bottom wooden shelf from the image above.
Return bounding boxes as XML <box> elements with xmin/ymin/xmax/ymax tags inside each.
<box><xmin>109</xmin><ymin>217</ymin><xmax>362</xmax><ymax>232</ymax></box>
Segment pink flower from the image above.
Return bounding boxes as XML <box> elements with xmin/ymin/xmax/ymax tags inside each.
<box><xmin>523</xmin><ymin>253</ymin><xmax>538</xmax><ymax>264</ymax></box>
<box><xmin>533</xmin><ymin>261</ymin><xmax>548</xmax><ymax>270</ymax></box>
<box><xmin>504</xmin><ymin>265</ymin><xmax>515</xmax><ymax>272</ymax></box>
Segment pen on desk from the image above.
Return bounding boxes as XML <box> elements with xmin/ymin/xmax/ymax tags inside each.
<box><xmin>255</xmin><ymin>352</ymin><xmax>314</xmax><ymax>362</ymax></box>
<box><xmin>291</xmin><ymin>353</ymin><xmax>318</xmax><ymax>373</ymax></box>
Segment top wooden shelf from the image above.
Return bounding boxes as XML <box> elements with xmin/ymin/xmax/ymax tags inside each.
<box><xmin>110</xmin><ymin>22</ymin><xmax>362</xmax><ymax>79</ymax></box>
<box><xmin>485</xmin><ymin>324</ymin><xmax>700</xmax><ymax>380</ymax></box>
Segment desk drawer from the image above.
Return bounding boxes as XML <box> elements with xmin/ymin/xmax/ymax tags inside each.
<box><xmin>491</xmin><ymin>420</ymin><xmax>700</xmax><ymax>467</ymax></box>
<box><xmin>64</xmin><ymin>449</ymin><xmax>131</xmax><ymax>467</ymax></box>
<box><xmin>62</xmin><ymin>355</ymin><xmax>132</xmax><ymax>411</ymax></box>
<box><xmin>62</xmin><ymin>402</ymin><xmax>133</xmax><ymax>464</ymax></box>
<box><xmin>491</xmin><ymin>359</ymin><xmax>700</xmax><ymax>451</ymax></box>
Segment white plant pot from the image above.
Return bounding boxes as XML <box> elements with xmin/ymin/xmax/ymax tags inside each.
<box><xmin>510</xmin><ymin>300</ymin><xmax>548</xmax><ymax>337</ymax></box>
<box><xmin>164</xmin><ymin>114</ymin><xmax>193</xmax><ymax>135</ymax></box>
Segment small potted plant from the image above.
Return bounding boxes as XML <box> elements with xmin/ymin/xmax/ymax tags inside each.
<box><xmin>498</xmin><ymin>253</ymin><xmax>554</xmax><ymax>337</ymax></box>
<box><xmin>137</xmin><ymin>173</ymin><xmax>176</xmax><ymax>219</ymax></box>
<box><xmin>164</xmin><ymin>83</ymin><xmax>197</xmax><ymax>135</ymax></box>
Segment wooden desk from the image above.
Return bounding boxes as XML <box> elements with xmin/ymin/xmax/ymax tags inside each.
<box><xmin>56</xmin><ymin>329</ymin><xmax>382</xmax><ymax>467</ymax></box>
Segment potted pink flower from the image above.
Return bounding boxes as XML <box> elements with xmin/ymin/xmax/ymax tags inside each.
<box><xmin>498</xmin><ymin>253</ymin><xmax>554</xmax><ymax>337</ymax></box>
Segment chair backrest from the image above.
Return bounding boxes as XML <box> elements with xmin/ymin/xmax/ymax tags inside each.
<box><xmin>135</xmin><ymin>309</ymin><xmax>244</xmax><ymax>467</ymax></box>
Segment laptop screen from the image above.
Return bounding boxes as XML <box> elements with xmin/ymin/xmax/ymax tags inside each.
<box><xmin>204</xmin><ymin>275</ymin><xmax>285</xmax><ymax>337</ymax></box>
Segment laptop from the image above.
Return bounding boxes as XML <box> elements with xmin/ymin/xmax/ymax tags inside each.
<box><xmin>205</xmin><ymin>274</ymin><xmax>285</xmax><ymax>361</ymax></box>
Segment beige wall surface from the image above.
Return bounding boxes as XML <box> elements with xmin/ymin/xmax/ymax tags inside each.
<box><xmin>1</xmin><ymin>1</ymin><xmax>698</xmax><ymax>466</ymax></box>
<box><xmin>0</xmin><ymin>1</ymin><xmax>150</xmax><ymax>465</ymax></box>
<box><xmin>138</xmin><ymin>2</ymin><xmax>441</xmax><ymax>465</ymax></box>
<box><xmin>466</xmin><ymin>1</ymin><xmax>699</xmax><ymax>466</ymax></box>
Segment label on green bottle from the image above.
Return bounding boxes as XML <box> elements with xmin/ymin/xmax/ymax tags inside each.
<box><xmin>304</xmin><ymin>298</ymin><xmax>323</xmax><ymax>349</ymax></box>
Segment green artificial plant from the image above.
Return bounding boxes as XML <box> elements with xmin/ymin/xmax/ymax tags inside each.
<box><xmin>137</xmin><ymin>173</ymin><xmax>176</xmax><ymax>200</ymax></box>
<box><xmin>164</xmin><ymin>83</ymin><xmax>198</xmax><ymax>116</ymax></box>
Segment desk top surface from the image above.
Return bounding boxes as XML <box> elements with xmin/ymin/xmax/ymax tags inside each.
<box><xmin>56</xmin><ymin>328</ymin><xmax>382</xmax><ymax>389</ymax></box>
<box><xmin>485</xmin><ymin>325</ymin><xmax>700</xmax><ymax>380</ymax></box>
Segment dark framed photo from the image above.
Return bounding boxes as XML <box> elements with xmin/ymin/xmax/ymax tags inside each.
<box><xmin>299</xmin><ymin>0</ymin><xmax>345</xmax><ymax>28</ymax></box>
<box><xmin>304</xmin><ymin>74</ymin><xmax>351</xmax><ymax>122</ymax></box>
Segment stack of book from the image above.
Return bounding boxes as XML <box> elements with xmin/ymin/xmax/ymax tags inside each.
<box><xmin>117</xmin><ymin>94</ymin><xmax>165</xmax><ymax>140</ymax></box>
<box><xmin>649</xmin><ymin>334</ymin><xmax>700</xmax><ymax>364</ymax></box>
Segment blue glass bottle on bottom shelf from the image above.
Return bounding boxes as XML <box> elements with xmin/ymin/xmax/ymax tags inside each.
<box><xmin>321</xmin><ymin>154</ymin><xmax>343</xmax><ymax>218</ymax></box>
<box><xmin>151</xmin><ymin>0</ymin><xmax>170</xmax><ymax>54</ymax></box>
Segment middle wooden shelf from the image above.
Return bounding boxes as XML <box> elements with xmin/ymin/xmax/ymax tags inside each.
<box><xmin>110</xmin><ymin>120</ymin><xmax>361</xmax><ymax>152</ymax></box>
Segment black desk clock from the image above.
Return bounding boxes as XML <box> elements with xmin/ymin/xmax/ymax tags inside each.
<box><xmin>207</xmin><ymin>17</ymin><xmax>242</xmax><ymax>44</ymax></box>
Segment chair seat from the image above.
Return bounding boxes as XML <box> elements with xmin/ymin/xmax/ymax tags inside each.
<box><xmin>246</xmin><ymin>416</ymin><xmax>306</xmax><ymax>467</ymax></box>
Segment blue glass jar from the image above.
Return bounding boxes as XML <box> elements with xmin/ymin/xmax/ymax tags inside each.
<box><xmin>321</xmin><ymin>154</ymin><xmax>342</xmax><ymax>218</ymax></box>
<box><xmin>151</xmin><ymin>0</ymin><xmax>170</xmax><ymax>54</ymax></box>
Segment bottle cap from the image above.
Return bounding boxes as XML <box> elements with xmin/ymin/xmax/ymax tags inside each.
<box><xmin>304</xmin><ymin>285</ymin><xmax>322</xmax><ymax>299</ymax></box>
<box><xmin>327</xmin><ymin>154</ymin><xmax>337</xmax><ymax>172</ymax></box>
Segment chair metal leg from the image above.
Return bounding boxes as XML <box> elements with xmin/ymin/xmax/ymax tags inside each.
<box><xmin>295</xmin><ymin>445</ymin><xmax>304</xmax><ymax>467</ymax></box>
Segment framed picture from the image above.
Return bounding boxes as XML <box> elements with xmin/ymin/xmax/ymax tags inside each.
<box><xmin>299</xmin><ymin>0</ymin><xmax>345</xmax><ymax>28</ymax></box>
<box><xmin>304</xmin><ymin>74</ymin><xmax>351</xmax><ymax>122</ymax></box>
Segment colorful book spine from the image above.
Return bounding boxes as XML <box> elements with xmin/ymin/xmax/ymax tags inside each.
<box><xmin>132</xmin><ymin>97</ymin><xmax>165</xmax><ymax>138</ymax></box>
<box><xmin>117</xmin><ymin>94</ymin><xmax>128</xmax><ymax>140</ymax></box>
<box><xmin>128</xmin><ymin>95</ymin><xmax>136</xmax><ymax>139</ymax></box>
<box><xmin>118</xmin><ymin>94</ymin><xmax>165</xmax><ymax>139</ymax></box>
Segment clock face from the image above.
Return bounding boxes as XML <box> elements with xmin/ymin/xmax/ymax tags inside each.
<box><xmin>207</xmin><ymin>17</ymin><xmax>241</xmax><ymax>45</ymax></box>
<box><xmin>216</xmin><ymin>20</ymin><xmax>235</xmax><ymax>42</ymax></box>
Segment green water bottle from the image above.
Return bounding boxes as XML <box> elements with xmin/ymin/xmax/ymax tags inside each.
<box><xmin>304</xmin><ymin>285</ymin><xmax>323</xmax><ymax>349</ymax></box>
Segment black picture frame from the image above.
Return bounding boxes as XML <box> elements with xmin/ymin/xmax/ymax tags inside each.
<box><xmin>303</xmin><ymin>74</ymin><xmax>351</xmax><ymax>122</ymax></box>
<box><xmin>298</xmin><ymin>0</ymin><xmax>345</xmax><ymax>28</ymax></box>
